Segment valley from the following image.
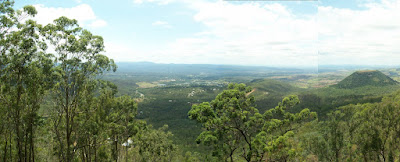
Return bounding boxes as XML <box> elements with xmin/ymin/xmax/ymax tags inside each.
<box><xmin>103</xmin><ymin>62</ymin><xmax>400</xmax><ymax>154</ymax></box>
<box><xmin>3</xmin><ymin>1</ymin><xmax>400</xmax><ymax>161</ymax></box>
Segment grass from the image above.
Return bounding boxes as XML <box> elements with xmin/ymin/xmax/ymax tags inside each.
<box><xmin>136</xmin><ymin>82</ymin><xmax>158</xmax><ymax>88</ymax></box>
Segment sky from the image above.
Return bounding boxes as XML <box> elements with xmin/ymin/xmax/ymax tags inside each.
<box><xmin>13</xmin><ymin>0</ymin><xmax>400</xmax><ymax>67</ymax></box>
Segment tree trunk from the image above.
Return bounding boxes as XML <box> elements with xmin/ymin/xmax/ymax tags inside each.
<box><xmin>125</xmin><ymin>145</ymin><xmax>128</xmax><ymax>162</ymax></box>
<box><xmin>66</xmin><ymin>109</ymin><xmax>70</xmax><ymax>162</ymax></box>
<box><xmin>10</xmin><ymin>131</ymin><xmax>12</xmax><ymax>162</ymax></box>
<box><xmin>94</xmin><ymin>138</ymin><xmax>97</xmax><ymax>162</ymax></box>
<box><xmin>3</xmin><ymin>134</ymin><xmax>7</xmax><ymax>162</ymax></box>
<box><xmin>15</xmin><ymin>78</ymin><xmax>24</xmax><ymax>162</ymax></box>
<box><xmin>89</xmin><ymin>138</ymin><xmax>92</xmax><ymax>162</ymax></box>
<box><xmin>24</xmin><ymin>130</ymin><xmax>28</xmax><ymax>161</ymax></box>
<box><xmin>16</xmin><ymin>119</ymin><xmax>22</xmax><ymax>162</ymax></box>
<box><xmin>114</xmin><ymin>135</ymin><xmax>118</xmax><ymax>162</ymax></box>
<box><xmin>30</xmin><ymin>122</ymin><xmax>35</xmax><ymax>162</ymax></box>
<box><xmin>66</xmin><ymin>83</ymin><xmax>71</xmax><ymax>162</ymax></box>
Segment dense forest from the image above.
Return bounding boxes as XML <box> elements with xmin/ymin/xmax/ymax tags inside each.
<box><xmin>2</xmin><ymin>1</ymin><xmax>400</xmax><ymax>162</ymax></box>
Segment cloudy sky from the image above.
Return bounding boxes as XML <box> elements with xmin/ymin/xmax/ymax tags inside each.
<box><xmin>14</xmin><ymin>0</ymin><xmax>400</xmax><ymax>67</ymax></box>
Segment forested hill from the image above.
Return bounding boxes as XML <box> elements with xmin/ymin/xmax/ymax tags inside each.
<box><xmin>332</xmin><ymin>70</ymin><xmax>398</xmax><ymax>89</ymax></box>
<box><xmin>249</xmin><ymin>79</ymin><xmax>299</xmax><ymax>94</ymax></box>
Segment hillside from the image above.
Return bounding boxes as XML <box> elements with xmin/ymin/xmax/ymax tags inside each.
<box><xmin>249</xmin><ymin>79</ymin><xmax>299</xmax><ymax>94</ymax></box>
<box><xmin>248</xmin><ymin>79</ymin><xmax>300</xmax><ymax>112</ymax></box>
<box><xmin>332</xmin><ymin>70</ymin><xmax>398</xmax><ymax>89</ymax></box>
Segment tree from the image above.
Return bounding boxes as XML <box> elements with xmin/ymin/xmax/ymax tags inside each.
<box><xmin>259</xmin><ymin>95</ymin><xmax>317</xmax><ymax>161</ymax></box>
<box><xmin>307</xmin><ymin>90</ymin><xmax>400</xmax><ymax>161</ymax></box>
<box><xmin>0</xmin><ymin>2</ymin><xmax>180</xmax><ymax>161</ymax></box>
<box><xmin>188</xmin><ymin>83</ymin><xmax>317</xmax><ymax>161</ymax></box>
<box><xmin>351</xmin><ymin>92</ymin><xmax>400</xmax><ymax>161</ymax></box>
<box><xmin>0</xmin><ymin>2</ymin><xmax>53</xmax><ymax>161</ymax></box>
<box><xmin>133</xmin><ymin>124</ymin><xmax>177</xmax><ymax>162</ymax></box>
<box><xmin>188</xmin><ymin>83</ymin><xmax>262</xmax><ymax>161</ymax></box>
<box><xmin>105</xmin><ymin>95</ymin><xmax>139</xmax><ymax>161</ymax></box>
<box><xmin>42</xmin><ymin>16</ymin><xmax>116</xmax><ymax>161</ymax></box>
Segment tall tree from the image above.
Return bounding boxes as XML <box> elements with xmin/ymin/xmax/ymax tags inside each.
<box><xmin>0</xmin><ymin>2</ymin><xmax>53</xmax><ymax>161</ymax></box>
<box><xmin>257</xmin><ymin>95</ymin><xmax>317</xmax><ymax>161</ymax></box>
<box><xmin>105</xmin><ymin>95</ymin><xmax>139</xmax><ymax>161</ymax></box>
<box><xmin>42</xmin><ymin>16</ymin><xmax>116</xmax><ymax>161</ymax></box>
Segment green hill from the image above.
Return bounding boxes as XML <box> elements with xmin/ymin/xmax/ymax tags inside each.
<box><xmin>248</xmin><ymin>79</ymin><xmax>298</xmax><ymax>94</ymax></box>
<box><xmin>248</xmin><ymin>79</ymin><xmax>300</xmax><ymax>112</ymax></box>
<box><xmin>333</xmin><ymin>70</ymin><xmax>398</xmax><ymax>89</ymax></box>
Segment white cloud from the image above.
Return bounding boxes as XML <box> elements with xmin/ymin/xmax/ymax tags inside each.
<box><xmin>318</xmin><ymin>0</ymin><xmax>400</xmax><ymax>65</ymax></box>
<box><xmin>152</xmin><ymin>20</ymin><xmax>172</xmax><ymax>28</ymax></box>
<box><xmin>89</xmin><ymin>19</ymin><xmax>107</xmax><ymax>28</ymax></box>
<box><xmin>104</xmin><ymin>41</ymin><xmax>159</xmax><ymax>62</ymax></box>
<box><xmin>105</xmin><ymin>42</ymin><xmax>138</xmax><ymax>61</ymax></box>
<box><xmin>32</xmin><ymin>4</ymin><xmax>107</xmax><ymax>28</ymax></box>
<box><xmin>133</xmin><ymin>0</ymin><xmax>143</xmax><ymax>4</ymax></box>
<box><xmin>133</xmin><ymin>0</ymin><xmax>177</xmax><ymax>5</ymax></box>
<box><xmin>113</xmin><ymin>0</ymin><xmax>400</xmax><ymax>66</ymax></box>
<box><xmin>149</xmin><ymin>1</ymin><xmax>318</xmax><ymax>66</ymax></box>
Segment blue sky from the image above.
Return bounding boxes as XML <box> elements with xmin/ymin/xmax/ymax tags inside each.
<box><xmin>14</xmin><ymin>0</ymin><xmax>400</xmax><ymax>67</ymax></box>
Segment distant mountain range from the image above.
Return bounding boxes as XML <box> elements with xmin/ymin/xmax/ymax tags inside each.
<box><xmin>114</xmin><ymin>62</ymin><xmax>317</xmax><ymax>76</ymax></box>
<box><xmin>112</xmin><ymin>62</ymin><xmax>400</xmax><ymax>80</ymax></box>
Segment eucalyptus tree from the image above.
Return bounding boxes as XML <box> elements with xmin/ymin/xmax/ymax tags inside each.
<box><xmin>256</xmin><ymin>95</ymin><xmax>317</xmax><ymax>161</ymax></box>
<box><xmin>308</xmin><ymin>91</ymin><xmax>400</xmax><ymax>162</ymax></box>
<box><xmin>0</xmin><ymin>2</ymin><xmax>54</xmax><ymax>161</ymax></box>
<box><xmin>188</xmin><ymin>83</ymin><xmax>317</xmax><ymax>161</ymax></box>
<box><xmin>0</xmin><ymin>2</ymin><xmax>15</xmax><ymax>159</ymax></box>
<box><xmin>104</xmin><ymin>95</ymin><xmax>139</xmax><ymax>161</ymax></box>
<box><xmin>42</xmin><ymin>16</ymin><xmax>116</xmax><ymax>161</ymax></box>
<box><xmin>73</xmin><ymin>81</ymin><xmax>119</xmax><ymax>162</ymax></box>
<box><xmin>350</xmin><ymin>92</ymin><xmax>400</xmax><ymax>162</ymax></box>
<box><xmin>188</xmin><ymin>83</ymin><xmax>262</xmax><ymax>161</ymax></box>
<box><xmin>133</xmin><ymin>124</ymin><xmax>177</xmax><ymax>162</ymax></box>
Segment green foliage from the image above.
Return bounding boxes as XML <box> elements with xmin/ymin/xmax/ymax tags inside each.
<box><xmin>247</xmin><ymin>79</ymin><xmax>300</xmax><ymax>113</ymax></box>
<box><xmin>189</xmin><ymin>83</ymin><xmax>317</xmax><ymax>161</ymax></box>
<box><xmin>4</xmin><ymin>1</ymin><xmax>400</xmax><ymax>161</ymax></box>
<box><xmin>40</xmin><ymin>15</ymin><xmax>117</xmax><ymax>162</ymax></box>
<box><xmin>259</xmin><ymin>95</ymin><xmax>317</xmax><ymax>161</ymax></box>
<box><xmin>0</xmin><ymin>2</ymin><xmax>52</xmax><ymax>161</ymax></box>
<box><xmin>188</xmin><ymin>83</ymin><xmax>259</xmax><ymax>161</ymax></box>
<box><xmin>302</xmin><ymin>90</ymin><xmax>400</xmax><ymax>161</ymax></box>
<box><xmin>135</xmin><ymin>85</ymin><xmax>222</xmax><ymax>154</ymax></box>
<box><xmin>133</xmin><ymin>124</ymin><xmax>177</xmax><ymax>162</ymax></box>
<box><xmin>1</xmin><ymin>2</ymin><xmax>179</xmax><ymax>161</ymax></box>
<box><xmin>249</xmin><ymin>79</ymin><xmax>299</xmax><ymax>94</ymax></box>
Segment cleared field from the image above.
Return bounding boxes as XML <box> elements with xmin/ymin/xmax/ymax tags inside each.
<box><xmin>136</xmin><ymin>82</ymin><xmax>157</xmax><ymax>88</ymax></box>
